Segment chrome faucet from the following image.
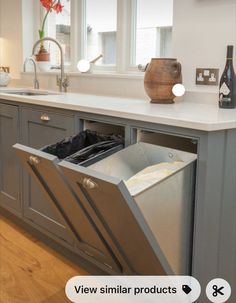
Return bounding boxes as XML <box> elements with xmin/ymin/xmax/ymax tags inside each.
<box><xmin>32</xmin><ymin>37</ymin><xmax>69</xmax><ymax>92</ymax></box>
<box><xmin>23</xmin><ymin>57</ymin><xmax>40</xmax><ymax>89</ymax></box>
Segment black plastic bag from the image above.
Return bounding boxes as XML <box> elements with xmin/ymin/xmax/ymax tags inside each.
<box><xmin>42</xmin><ymin>129</ymin><xmax>124</xmax><ymax>159</ymax></box>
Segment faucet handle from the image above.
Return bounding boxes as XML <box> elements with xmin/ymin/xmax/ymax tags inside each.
<box><xmin>34</xmin><ymin>79</ymin><xmax>40</xmax><ymax>90</ymax></box>
<box><xmin>56</xmin><ymin>75</ymin><xmax>62</xmax><ymax>87</ymax></box>
<box><xmin>56</xmin><ymin>75</ymin><xmax>69</xmax><ymax>92</ymax></box>
<box><xmin>62</xmin><ymin>75</ymin><xmax>69</xmax><ymax>90</ymax></box>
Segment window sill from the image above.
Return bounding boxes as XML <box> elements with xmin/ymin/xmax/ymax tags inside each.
<box><xmin>21</xmin><ymin>70</ymin><xmax>144</xmax><ymax>80</ymax></box>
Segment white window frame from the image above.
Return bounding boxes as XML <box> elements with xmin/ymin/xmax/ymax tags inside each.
<box><xmin>38</xmin><ymin>0</ymin><xmax>173</xmax><ymax>74</ymax></box>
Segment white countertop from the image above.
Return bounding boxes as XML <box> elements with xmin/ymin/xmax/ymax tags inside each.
<box><xmin>1</xmin><ymin>88</ymin><xmax>236</xmax><ymax>131</ymax></box>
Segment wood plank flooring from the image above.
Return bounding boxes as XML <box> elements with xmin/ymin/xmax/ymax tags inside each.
<box><xmin>0</xmin><ymin>215</ymin><xmax>88</xmax><ymax>303</ymax></box>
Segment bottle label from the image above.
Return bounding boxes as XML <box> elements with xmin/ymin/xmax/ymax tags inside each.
<box><xmin>220</xmin><ymin>82</ymin><xmax>230</xmax><ymax>95</ymax></box>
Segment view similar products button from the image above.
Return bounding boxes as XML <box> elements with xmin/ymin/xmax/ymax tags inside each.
<box><xmin>65</xmin><ymin>276</ymin><xmax>201</xmax><ymax>303</ymax></box>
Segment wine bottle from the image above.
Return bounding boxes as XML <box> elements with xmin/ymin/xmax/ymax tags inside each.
<box><xmin>219</xmin><ymin>45</ymin><xmax>236</xmax><ymax>108</ymax></box>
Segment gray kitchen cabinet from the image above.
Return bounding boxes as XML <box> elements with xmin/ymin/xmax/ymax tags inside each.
<box><xmin>0</xmin><ymin>93</ymin><xmax>235</xmax><ymax>302</ymax></box>
<box><xmin>14</xmin><ymin>117</ymin><xmax>128</xmax><ymax>273</ymax></box>
<box><xmin>0</xmin><ymin>103</ymin><xmax>21</xmax><ymax>214</ymax></box>
<box><xmin>21</xmin><ymin>107</ymin><xmax>76</xmax><ymax>244</ymax></box>
<box><xmin>14</xmin><ymin>143</ymin><xmax>123</xmax><ymax>273</ymax></box>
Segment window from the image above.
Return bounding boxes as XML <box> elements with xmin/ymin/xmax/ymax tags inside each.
<box><xmin>133</xmin><ymin>0</ymin><xmax>173</xmax><ymax>66</ymax></box>
<box><xmin>86</xmin><ymin>0</ymin><xmax>117</xmax><ymax>66</ymax></box>
<box><xmin>46</xmin><ymin>0</ymin><xmax>71</xmax><ymax>66</ymax></box>
<box><xmin>37</xmin><ymin>0</ymin><xmax>173</xmax><ymax>73</ymax></box>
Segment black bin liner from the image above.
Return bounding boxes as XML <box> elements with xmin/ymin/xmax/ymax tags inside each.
<box><xmin>41</xmin><ymin>129</ymin><xmax>124</xmax><ymax>165</ymax></box>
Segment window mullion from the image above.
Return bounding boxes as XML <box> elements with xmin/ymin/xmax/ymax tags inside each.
<box><xmin>129</xmin><ymin>0</ymin><xmax>137</xmax><ymax>68</ymax></box>
<box><xmin>34</xmin><ymin>1</ymin><xmax>42</xmax><ymax>43</ymax></box>
<box><xmin>71</xmin><ymin>0</ymin><xmax>86</xmax><ymax>71</ymax></box>
<box><xmin>116</xmin><ymin>0</ymin><xmax>134</xmax><ymax>73</ymax></box>
<box><xmin>80</xmin><ymin>0</ymin><xmax>87</xmax><ymax>60</ymax></box>
<box><xmin>116</xmin><ymin>0</ymin><xmax>125</xmax><ymax>73</ymax></box>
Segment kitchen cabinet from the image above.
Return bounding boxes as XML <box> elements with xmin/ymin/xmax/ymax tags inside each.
<box><xmin>20</xmin><ymin>107</ymin><xmax>76</xmax><ymax>244</ymax></box>
<box><xmin>0</xmin><ymin>101</ymin><xmax>197</xmax><ymax>274</ymax></box>
<box><xmin>0</xmin><ymin>103</ymin><xmax>21</xmax><ymax>214</ymax></box>
<box><xmin>14</xmin><ymin>117</ymin><xmax>130</xmax><ymax>273</ymax></box>
<box><xmin>1</xmin><ymin>92</ymin><xmax>236</xmax><ymax>303</ymax></box>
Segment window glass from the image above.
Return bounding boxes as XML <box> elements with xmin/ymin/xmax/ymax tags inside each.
<box><xmin>47</xmin><ymin>0</ymin><xmax>71</xmax><ymax>65</ymax></box>
<box><xmin>135</xmin><ymin>0</ymin><xmax>173</xmax><ymax>65</ymax></box>
<box><xmin>86</xmin><ymin>0</ymin><xmax>117</xmax><ymax>66</ymax></box>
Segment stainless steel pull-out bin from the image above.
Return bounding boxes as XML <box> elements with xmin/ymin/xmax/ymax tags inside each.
<box><xmin>87</xmin><ymin>142</ymin><xmax>197</xmax><ymax>274</ymax></box>
<box><xmin>14</xmin><ymin>140</ymin><xmax>196</xmax><ymax>275</ymax></box>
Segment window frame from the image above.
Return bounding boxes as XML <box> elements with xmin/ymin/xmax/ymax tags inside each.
<box><xmin>38</xmin><ymin>0</ymin><xmax>173</xmax><ymax>74</ymax></box>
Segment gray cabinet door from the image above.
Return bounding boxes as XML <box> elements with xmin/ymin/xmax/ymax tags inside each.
<box><xmin>21</xmin><ymin>108</ymin><xmax>75</xmax><ymax>243</ymax></box>
<box><xmin>0</xmin><ymin>103</ymin><xmax>21</xmax><ymax>213</ymax></box>
<box><xmin>14</xmin><ymin>144</ymin><xmax>122</xmax><ymax>273</ymax></box>
<box><xmin>58</xmin><ymin>161</ymin><xmax>173</xmax><ymax>275</ymax></box>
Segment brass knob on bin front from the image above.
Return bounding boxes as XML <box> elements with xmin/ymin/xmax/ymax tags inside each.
<box><xmin>82</xmin><ymin>178</ymin><xmax>98</xmax><ymax>190</ymax></box>
<box><xmin>29</xmin><ymin>155</ymin><xmax>40</xmax><ymax>165</ymax></box>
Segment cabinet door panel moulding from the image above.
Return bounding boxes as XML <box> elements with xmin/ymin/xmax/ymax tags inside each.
<box><xmin>0</xmin><ymin>103</ymin><xmax>21</xmax><ymax>214</ymax></box>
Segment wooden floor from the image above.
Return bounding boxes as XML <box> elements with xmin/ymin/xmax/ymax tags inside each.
<box><xmin>0</xmin><ymin>215</ymin><xmax>88</xmax><ymax>303</ymax></box>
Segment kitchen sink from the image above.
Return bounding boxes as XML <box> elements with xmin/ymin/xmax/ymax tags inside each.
<box><xmin>1</xmin><ymin>90</ymin><xmax>59</xmax><ymax>96</ymax></box>
<box><xmin>6</xmin><ymin>92</ymin><xmax>49</xmax><ymax>96</ymax></box>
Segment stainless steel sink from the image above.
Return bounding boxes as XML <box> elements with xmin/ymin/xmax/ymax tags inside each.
<box><xmin>5</xmin><ymin>92</ymin><xmax>49</xmax><ymax>96</ymax></box>
<box><xmin>1</xmin><ymin>90</ymin><xmax>59</xmax><ymax>96</ymax></box>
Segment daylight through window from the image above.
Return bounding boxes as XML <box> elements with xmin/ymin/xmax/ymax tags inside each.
<box><xmin>41</xmin><ymin>0</ymin><xmax>173</xmax><ymax>71</ymax></box>
<box><xmin>134</xmin><ymin>0</ymin><xmax>173</xmax><ymax>65</ymax></box>
<box><xmin>86</xmin><ymin>0</ymin><xmax>117</xmax><ymax>66</ymax></box>
<box><xmin>47</xmin><ymin>0</ymin><xmax>71</xmax><ymax>66</ymax></box>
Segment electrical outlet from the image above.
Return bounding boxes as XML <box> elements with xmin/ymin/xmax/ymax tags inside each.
<box><xmin>196</xmin><ymin>68</ymin><xmax>219</xmax><ymax>86</ymax></box>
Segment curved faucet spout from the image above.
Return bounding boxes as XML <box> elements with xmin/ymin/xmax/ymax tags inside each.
<box><xmin>24</xmin><ymin>57</ymin><xmax>40</xmax><ymax>89</ymax></box>
<box><xmin>32</xmin><ymin>37</ymin><xmax>69</xmax><ymax>92</ymax></box>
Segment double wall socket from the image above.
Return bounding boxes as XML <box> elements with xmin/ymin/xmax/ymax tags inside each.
<box><xmin>196</xmin><ymin>68</ymin><xmax>219</xmax><ymax>86</ymax></box>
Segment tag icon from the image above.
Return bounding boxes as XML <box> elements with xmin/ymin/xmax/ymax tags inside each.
<box><xmin>182</xmin><ymin>285</ymin><xmax>192</xmax><ymax>295</ymax></box>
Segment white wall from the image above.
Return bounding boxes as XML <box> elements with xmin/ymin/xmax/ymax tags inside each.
<box><xmin>173</xmin><ymin>0</ymin><xmax>236</xmax><ymax>93</ymax></box>
<box><xmin>137</xmin><ymin>0</ymin><xmax>173</xmax><ymax>28</ymax></box>
<box><xmin>22</xmin><ymin>0</ymin><xmax>39</xmax><ymax>63</ymax></box>
<box><xmin>0</xmin><ymin>0</ymin><xmax>23</xmax><ymax>78</ymax></box>
<box><xmin>1</xmin><ymin>0</ymin><xmax>236</xmax><ymax>96</ymax></box>
<box><xmin>0</xmin><ymin>0</ymin><xmax>3</xmax><ymax>65</ymax></box>
<box><xmin>0</xmin><ymin>0</ymin><xmax>4</xmax><ymax>65</ymax></box>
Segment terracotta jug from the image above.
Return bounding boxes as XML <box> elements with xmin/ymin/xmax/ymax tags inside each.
<box><xmin>144</xmin><ymin>58</ymin><xmax>182</xmax><ymax>104</ymax></box>
<box><xmin>35</xmin><ymin>45</ymin><xmax>51</xmax><ymax>72</ymax></box>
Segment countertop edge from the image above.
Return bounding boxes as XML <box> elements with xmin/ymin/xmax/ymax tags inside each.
<box><xmin>1</xmin><ymin>93</ymin><xmax>236</xmax><ymax>132</ymax></box>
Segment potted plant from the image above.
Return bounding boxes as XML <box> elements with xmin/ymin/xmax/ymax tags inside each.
<box><xmin>36</xmin><ymin>0</ymin><xmax>64</xmax><ymax>70</ymax></box>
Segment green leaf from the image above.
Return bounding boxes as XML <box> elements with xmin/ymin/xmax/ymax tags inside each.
<box><xmin>38</xmin><ymin>30</ymin><xmax>45</xmax><ymax>40</ymax></box>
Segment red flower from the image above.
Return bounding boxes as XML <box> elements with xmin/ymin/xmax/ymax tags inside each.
<box><xmin>40</xmin><ymin>0</ymin><xmax>53</xmax><ymax>11</ymax></box>
<box><xmin>53</xmin><ymin>1</ymin><xmax>63</xmax><ymax>13</ymax></box>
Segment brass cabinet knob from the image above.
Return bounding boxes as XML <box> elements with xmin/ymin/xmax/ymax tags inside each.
<box><xmin>29</xmin><ymin>155</ymin><xmax>40</xmax><ymax>165</ymax></box>
<box><xmin>82</xmin><ymin>178</ymin><xmax>98</xmax><ymax>190</ymax></box>
<box><xmin>40</xmin><ymin>114</ymin><xmax>50</xmax><ymax>122</ymax></box>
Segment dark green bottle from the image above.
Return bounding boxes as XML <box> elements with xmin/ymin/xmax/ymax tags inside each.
<box><xmin>219</xmin><ymin>45</ymin><xmax>236</xmax><ymax>108</ymax></box>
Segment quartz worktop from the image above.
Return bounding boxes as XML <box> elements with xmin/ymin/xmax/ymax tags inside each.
<box><xmin>0</xmin><ymin>87</ymin><xmax>236</xmax><ymax>131</ymax></box>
